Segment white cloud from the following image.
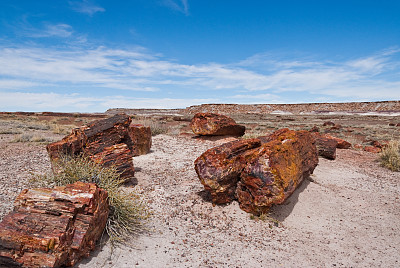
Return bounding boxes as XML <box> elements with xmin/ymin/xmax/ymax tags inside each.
<box><xmin>0</xmin><ymin>45</ymin><xmax>399</xmax><ymax>111</ymax></box>
<box><xmin>0</xmin><ymin>91</ymin><xmax>216</xmax><ymax>112</ymax></box>
<box><xmin>69</xmin><ymin>0</ymin><xmax>105</xmax><ymax>16</ymax></box>
<box><xmin>162</xmin><ymin>0</ymin><xmax>189</xmax><ymax>16</ymax></box>
<box><xmin>17</xmin><ymin>20</ymin><xmax>74</xmax><ymax>38</ymax></box>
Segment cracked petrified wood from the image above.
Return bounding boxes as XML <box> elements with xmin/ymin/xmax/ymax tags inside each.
<box><xmin>194</xmin><ymin>139</ymin><xmax>261</xmax><ymax>204</ymax></box>
<box><xmin>195</xmin><ymin>128</ymin><xmax>319</xmax><ymax>215</ymax></box>
<box><xmin>236</xmin><ymin>129</ymin><xmax>319</xmax><ymax>215</ymax></box>
<box><xmin>127</xmin><ymin>124</ymin><xmax>152</xmax><ymax>156</ymax></box>
<box><xmin>190</xmin><ymin>113</ymin><xmax>246</xmax><ymax>136</ymax></box>
<box><xmin>46</xmin><ymin>114</ymin><xmax>137</xmax><ymax>180</ymax></box>
<box><xmin>312</xmin><ymin>133</ymin><xmax>338</xmax><ymax>160</ymax></box>
<box><xmin>0</xmin><ymin>182</ymin><xmax>109</xmax><ymax>268</ymax></box>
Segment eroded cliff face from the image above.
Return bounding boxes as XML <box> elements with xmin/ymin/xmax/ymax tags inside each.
<box><xmin>184</xmin><ymin>101</ymin><xmax>400</xmax><ymax>115</ymax></box>
<box><xmin>105</xmin><ymin>100</ymin><xmax>400</xmax><ymax>116</ymax></box>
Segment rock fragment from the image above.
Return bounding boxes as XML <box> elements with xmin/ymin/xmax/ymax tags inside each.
<box><xmin>190</xmin><ymin>113</ymin><xmax>245</xmax><ymax>136</ymax></box>
<box><xmin>0</xmin><ymin>182</ymin><xmax>109</xmax><ymax>268</ymax></box>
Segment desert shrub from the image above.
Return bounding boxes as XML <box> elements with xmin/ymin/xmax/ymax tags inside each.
<box><xmin>379</xmin><ymin>141</ymin><xmax>400</xmax><ymax>171</ymax></box>
<box><xmin>31</xmin><ymin>155</ymin><xmax>150</xmax><ymax>244</ymax></box>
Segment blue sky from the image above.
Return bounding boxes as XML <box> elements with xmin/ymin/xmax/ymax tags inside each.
<box><xmin>0</xmin><ymin>0</ymin><xmax>399</xmax><ymax>112</ymax></box>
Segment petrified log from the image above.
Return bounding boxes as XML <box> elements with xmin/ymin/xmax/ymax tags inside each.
<box><xmin>47</xmin><ymin>114</ymin><xmax>132</xmax><ymax>159</ymax></box>
<box><xmin>194</xmin><ymin>139</ymin><xmax>261</xmax><ymax>204</ymax></box>
<box><xmin>190</xmin><ymin>113</ymin><xmax>245</xmax><ymax>136</ymax></box>
<box><xmin>126</xmin><ymin>124</ymin><xmax>152</xmax><ymax>156</ymax></box>
<box><xmin>236</xmin><ymin>129</ymin><xmax>319</xmax><ymax>215</ymax></box>
<box><xmin>90</xmin><ymin>143</ymin><xmax>134</xmax><ymax>180</ymax></box>
<box><xmin>0</xmin><ymin>182</ymin><xmax>109</xmax><ymax>268</ymax></box>
<box><xmin>324</xmin><ymin>134</ymin><xmax>352</xmax><ymax>149</ymax></box>
<box><xmin>195</xmin><ymin>128</ymin><xmax>319</xmax><ymax>215</ymax></box>
<box><xmin>46</xmin><ymin>114</ymin><xmax>137</xmax><ymax>180</ymax></box>
<box><xmin>312</xmin><ymin>133</ymin><xmax>338</xmax><ymax>160</ymax></box>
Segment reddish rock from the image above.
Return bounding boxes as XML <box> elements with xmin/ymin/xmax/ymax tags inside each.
<box><xmin>364</xmin><ymin>146</ymin><xmax>382</xmax><ymax>153</ymax></box>
<box><xmin>0</xmin><ymin>182</ymin><xmax>109</xmax><ymax>268</ymax></box>
<box><xmin>324</xmin><ymin>134</ymin><xmax>352</xmax><ymax>149</ymax></box>
<box><xmin>46</xmin><ymin>114</ymin><xmax>136</xmax><ymax>181</ymax></box>
<box><xmin>194</xmin><ymin>128</ymin><xmax>319</xmax><ymax>215</ymax></box>
<box><xmin>323</xmin><ymin>121</ymin><xmax>335</xmax><ymax>126</ymax></box>
<box><xmin>190</xmin><ymin>113</ymin><xmax>245</xmax><ymax>136</ymax></box>
<box><xmin>310</xmin><ymin>126</ymin><xmax>319</xmax><ymax>132</ymax></box>
<box><xmin>330</xmin><ymin>124</ymin><xmax>342</xmax><ymax>130</ymax></box>
<box><xmin>127</xmin><ymin>124</ymin><xmax>152</xmax><ymax>156</ymax></box>
<box><xmin>313</xmin><ymin>133</ymin><xmax>338</xmax><ymax>160</ymax></box>
<box><xmin>354</xmin><ymin>144</ymin><xmax>363</xmax><ymax>150</ymax></box>
<box><xmin>194</xmin><ymin>139</ymin><xmax>261</xmax><ymax>204</ymax></box>
<box><xmin>370</xmin><ymin>140</ymin><xmax>383</xmax><ymax>149</ymax></box>
<box><xmin>81</xmin><ymin>113</ymin><xmax>132</xmax><ymax>155</ymax></box>
<box><xmin>90</xmin><ymin>143</ymin><xmax>134</xmax><ymax>181</ymax></box>
<box><xmin>236</xmin><ymin>129</ymin><xmax>318</xmax><ymax>215</ymax></box>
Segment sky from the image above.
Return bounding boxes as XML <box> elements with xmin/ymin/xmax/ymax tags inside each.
<box><xmin>0</xmin><ymin>0</ymin><xmax>400</xmax><ymax>112</ymax></box>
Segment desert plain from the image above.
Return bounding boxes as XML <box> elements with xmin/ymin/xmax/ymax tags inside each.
<box><xmin>0</xmin><ymin>101</ymin><xmax>399</xmax><ymax>267</ymax></box>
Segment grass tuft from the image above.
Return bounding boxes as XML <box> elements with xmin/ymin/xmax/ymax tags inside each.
<box><xmin>31</xmin><ymin>155</ymin><xmax>150</xmax><ymax>245</ymax></box>
<box><xmin>379</xmin><ymin>140</ymin><xmax>400</xmax><ymax>172</ymax></box>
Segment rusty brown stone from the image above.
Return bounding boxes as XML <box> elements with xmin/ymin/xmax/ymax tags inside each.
<box><xmin>323</xmin><ymin>121</ymin><xmax>335</xmax><ymax>126</ymax></box>
<box><xmin>236</xmin><ymin>129</ymin><xmax>318</xmax><ymax>215</ymax></box>
<box><xmin>0</xmin><ymin>182</ymin><xmax>109</xmax><ymax>268</ymax></box>
<box><xmin>190</xmin><ymin>113</ymin><xmax>245</xmax><ymax>136</ymax></box>
<box><xmin>364</xmin><ymin>146</ymin><xmax>382</xmax><ymax>153</ymax></box>
<box><xmin>324</xmin><ymin>134</ymin><xmax>352</xmax><ymax>149</ymax></box>
<box><xmin>90</xmin><ymin>143</ymin><xmax>135</xmax><ymax>181</ymax></box>
<box><xmin>126</xmin><ymin>124</ymin><xmax>152</xmax><ymax>156</ymax></box>
<box><xmin>194</xmin><ymin>139</ymin><xmax>261</xmax><ymax>204</ymax></box>
<box><xmin>312</xmin><ymin>133</ymin><xmax>338</xmax><ymax>160</ymax></box>
<box><xmin>46</xmin><ymin>114</ymin><xmax>136</xmax><ymax>181</ymax></box>
<box><xmin>194</xmin><ymin>128</ymin><xmax>319</xmax><ymax>215</ymax></box>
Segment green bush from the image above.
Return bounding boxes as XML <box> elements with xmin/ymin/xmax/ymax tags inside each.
<box><xmin>31</xmin><ymin>155</ymin><xmax>150</xmax><ymax>244</ymax></box>
<box><xmin>379</xmin><ymin>140</ymin><xmax>400</xmax><ymax>172</ymax></box>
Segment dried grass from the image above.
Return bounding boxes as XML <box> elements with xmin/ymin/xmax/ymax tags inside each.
<box><xmin>31</xmin><ymin>155</ymin><xmax>151</xmax><ymax>245</ymax></box>
<box><xmin>379</xmin><ymin>141</ymin><xmax>400</xmax><ymax>171</ymax></box>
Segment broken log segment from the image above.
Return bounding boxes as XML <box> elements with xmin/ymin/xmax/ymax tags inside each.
<box><xmin>0</xmin><ymin>182</ymin><xmax>109</xmax><ymax>268</ymax></box>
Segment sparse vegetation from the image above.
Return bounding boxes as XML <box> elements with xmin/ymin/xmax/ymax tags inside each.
<box><xmin>31</xmin><ymin>155</ymin><xmax>151</xmax><ymax>245</ymax></box>
<box><xmin>379</xmin><ymin>140</ymin><xmax>400</xmax><ymax>171</ymax></box>
<box><xmin>12</xmin><ymin>133</ymin><xmax>56</xmax><ymax>143</ymax></box>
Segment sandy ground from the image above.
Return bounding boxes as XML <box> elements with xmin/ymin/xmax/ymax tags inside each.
<box><xmin>1</xmin><ymin>134</ymin><xmax>399</xmax><ymax>267</ymax></box>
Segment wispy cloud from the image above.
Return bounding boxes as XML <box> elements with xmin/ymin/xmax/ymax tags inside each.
<box><xmin>0</xmin><ymin>44</ymin><xmax>399</xmax><ymax>111</ymax></box>
<box><xmin>0</xmin><ymin>91</ymin><xmax>216</xmax><ymax>112</ymax></box>
<box><xmin>69</xmin><ymin>0</ymin><xmax>105</xmax><ymax>16</ymax></box>
<box><xmin>162</xmin><ymin>0</ymin><xmax>189</xmax><ymax>16</ymax></box>
<box><xmin>27</xmin><ymin>23</ymin><xmax>73</xmax><ymax>38</ymax></box>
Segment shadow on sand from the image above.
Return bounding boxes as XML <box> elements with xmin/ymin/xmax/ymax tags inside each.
<box><xmin>196</xmin><ymin>177</ymin><xmax>312</xmax><ymax>221</ymax></box>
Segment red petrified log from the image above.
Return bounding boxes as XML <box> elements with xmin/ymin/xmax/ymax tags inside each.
<box><xmin>324</xmin><ymin>134</ymin><xmax>352</xmax><ymax>149</ymax></box>
<box><xmin>194</xmin><ymin>128</ymin><xmax>319</xmax><ymax>215</ymax></box>
<box><xmin>126</xmin><ymin>124</ymin><xmax>152</xmax><ymax>156</ymax></box>
<box><xmin>236</xmin><ymin>129</ymin><xmax>318</xmax><ymax>214</ymax></box>
<box><xmin>190</xmin><ymin>113</ymin><xmax>246</xmax><ymax>136</ymax></box>
<box><xmin>90</xmin><ymin>143</ymin><xmax>134</xmax><ymax>181</ymax></box>
<box><xmin>46</xmin><ymin>114</ymin><xmax>137</xmax><ymax>180</ymax></box>
<box><xmin>194</xmin><ymin>139</ymin><xmax>261</xmax><ymax>204</ymax></box>
<box><xmin>312</xmin><ymin>133</ymin><xmax>338</xmax><ymax>160</ymax></box>
<box><xmin>0</xmin><ymin>182</ymin><xmax>109</xmax><ymax>268</ymax></box>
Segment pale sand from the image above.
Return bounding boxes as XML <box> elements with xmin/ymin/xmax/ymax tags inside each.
<box><xmin>76</xmin><ymin>135</ymin><xmax>400</xmax><ymax>268</ymax></box>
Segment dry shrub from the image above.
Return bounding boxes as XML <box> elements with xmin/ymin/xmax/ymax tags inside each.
<box><xmin>379</xmin><ymin>140</ymin><xmax>400</xmax><ymax>171</ymax></box>
<box><xmin>31</xmin><ymin>155</ymin><xmax>150</xmax><ymax>245</ymax></box>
